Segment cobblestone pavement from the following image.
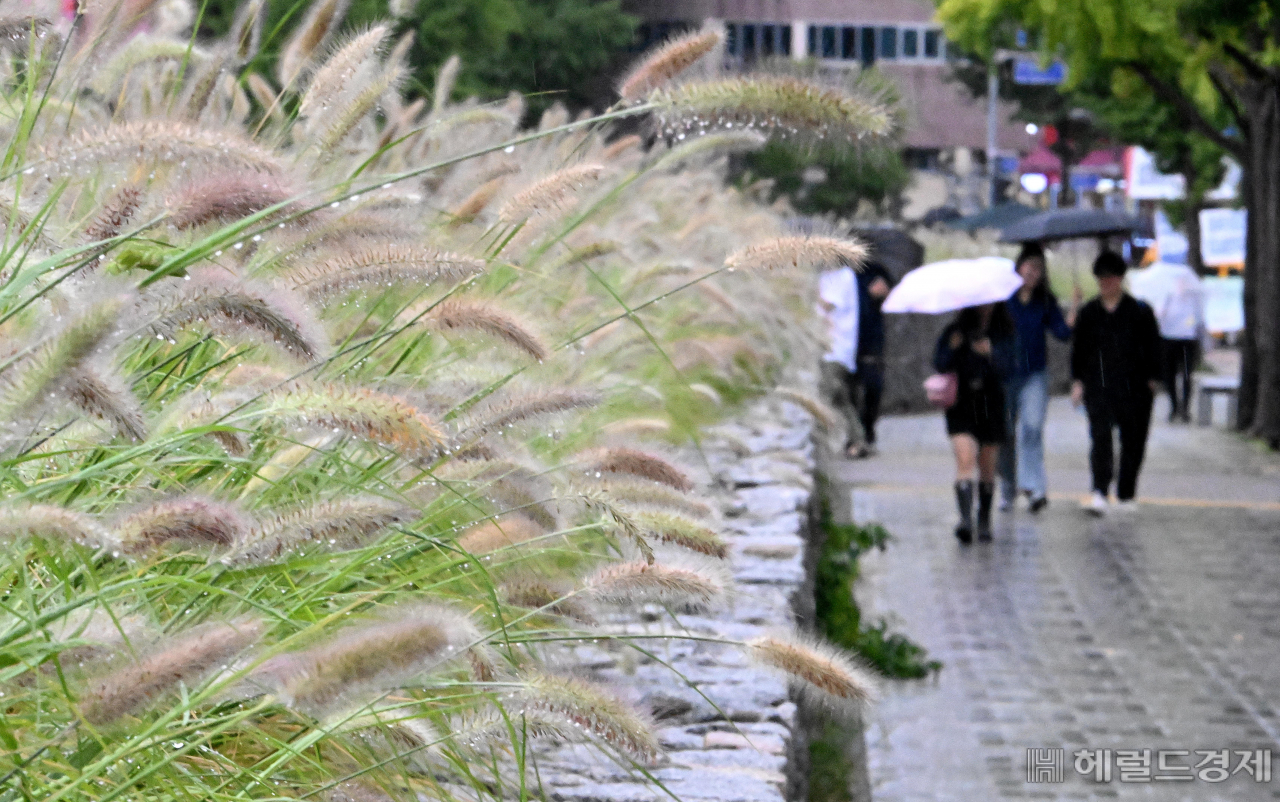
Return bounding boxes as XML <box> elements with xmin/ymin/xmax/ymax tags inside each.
<box><xmin>834</xmin><ymin>397</ymin><xmax>1280</xmax><ymax>801</ymax></box>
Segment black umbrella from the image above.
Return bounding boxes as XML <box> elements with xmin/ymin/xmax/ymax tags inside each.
<box><xmin>948</xmin><ymin>201</ymin><xmax>1039</xmax><ymax>234</ymax></box>
<box><xmin>998</xmin><ymin>208</ymin><xmax>1138</xmax><ymax>243</ymax></box>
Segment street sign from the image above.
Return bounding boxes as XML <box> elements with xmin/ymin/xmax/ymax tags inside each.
<box><xmin>1013</xmin><ymin>58</ymin><xmax>1067</xmax><ymax>85</ymax></box>
<box><xmin>1199</xmin><ymin>208</ymin><xmax>1247</xmax><ymax>267</ymax></box>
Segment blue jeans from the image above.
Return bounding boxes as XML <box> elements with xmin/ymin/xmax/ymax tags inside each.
<box><xmin>998</xmin><ymin>371</ymin><xmax>1049</xmax><ymax>502</ymax></box>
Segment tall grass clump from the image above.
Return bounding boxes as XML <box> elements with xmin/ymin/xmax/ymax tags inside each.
<box><xmin>0</xmin><ymin>3</ymin><xmax>893</xmax><ymax>800</ymax></box>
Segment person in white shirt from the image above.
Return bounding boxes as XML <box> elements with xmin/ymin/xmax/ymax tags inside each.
<box><xmin>817</xmin><ymin>266</ymin><xmax>863</xmax><ymax>456</ymax></box>
<box><xmin>1128</xmin><ymin>261</ymin><xmax>1205</xmax><ymax>422</ymax></box>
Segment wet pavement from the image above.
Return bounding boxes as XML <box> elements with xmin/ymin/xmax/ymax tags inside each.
<box><xmin>832</xmin><ymin>395</ymin><xmax>1280</xmax><ymax>801</ymax></box>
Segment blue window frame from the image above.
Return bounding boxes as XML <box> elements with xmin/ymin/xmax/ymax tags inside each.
<box><xmin>880</xmin><ymin>27</ymin><xmax>897</xmax><ymax>59</ymax></box>
<box><xmin>902</xmin><ymin>29</ymin><xmax>918</xmax><ymax>57</ymax></box>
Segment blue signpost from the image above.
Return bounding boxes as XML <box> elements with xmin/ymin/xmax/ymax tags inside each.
<box><xmin>1013</xmin><ymin>59</ymin><xmax>1067</xmax><ymax>85</ymax></box>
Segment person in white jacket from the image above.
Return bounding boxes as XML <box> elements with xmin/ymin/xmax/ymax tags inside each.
<box><xmin>1128</xmin><ymin>261</ymin><xmax>1205</xmax><ymax>423</ymax></box>
<box><xmin>817</xmin><ymin>266</ymin><xmax>863</xmax><ymax>456</ymax></box>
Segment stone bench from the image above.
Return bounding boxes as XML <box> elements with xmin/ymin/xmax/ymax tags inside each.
<box><xmin>1195</xmin><ymin>374</ymin><xmax>1239</xmax><ymax>427</ymax></box>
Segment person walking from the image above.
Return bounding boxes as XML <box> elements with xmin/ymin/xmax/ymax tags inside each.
<box><xmin>849</xmin><ymin>261</ymin><xmax>893</xmax><ymax>457</ymax></box>
<box><xmin>1071</xmin><ymin>251</ymin><xmax>1163</xmax><ymax>515</ymax></box>
<box><xmin>817</xmin><ymin>264</ymin><xmax>865</xmax><ymax>456</ymax></box>
<box><xmin>998</xmin><ymin>243</ymin><xmax>1079</xmax><ymax>513</ymax></box>
<box><xmin>934</xmin><ymin>303</ymin><xmax>1015</xmax><ymax>543</ymax></box>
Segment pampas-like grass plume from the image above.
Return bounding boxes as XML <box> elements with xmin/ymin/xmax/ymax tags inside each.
<box><xmin>501</xmin><ymin>577</ymin><xmax>595</xmax><ymax>624</ymax></box>
<box><xmin>459</xmin><ymin>389</ymin><xmax>597</xmax><ymax>440</ymax></box>
<box><xmin>285</xmin><ymin>244</ymin><xmax>484</xmax><ymax>300</ymax></box>
<box><xmin>84</xmin><ymin>185</ymin><xmax>144</xmax><ymax>242</ymax></box>
<box><xmin>449</xmin><ymin>175</ymin><xmax>507</xmax><ymax>223</ymax></box>
<box><xmin>298</xmin><ymin>25</ymin><xmax>389</xmax><ymax>118</ymax></box>
<box><xmin>498</xmin><ymin>164</ymin><xmax>604</xmax><ymax>224</ymax></box>
<box><xmin>0</xmin><ymin>504</ymin><xmax>111</xmax><ymax>550</ymax></box>
<box><xmin>144</xmin><ymin>271</ymin><xmax>326</xmax><ymax>362</ymax></box>
<box><xmin>114</xmin><ymin>496</ymin><xmax>251</xmax><ymax>554</ymax></box>
<box><xmin>79</xmin><ymin>618</ymin><xmax>263</xmax><ymax>725</ymax></box>
<box><xmin>432</xmin><ymin>54</ymin><xmax>461</xmax><ymax>112</ymax></box>
<box><xmin>265</xmin><ymin>385</ymin><xmax>445</xmax><ymax>458</ymax></box>
<box><xmin>618</xmin><ymin>29</ymin><xmax>720</xmax><ymax>101</ymax></box>
<box><xmin>46</xmin><ymin>120</ymin><xmax>284</xmax><ymax>175</ymax></box>
<box><xmin>746</xmin><ymin>634</ymin><xmax>875</xmax><ymax>710</ymax></box>
<box><xmin>314</xmin><ymin>64</ymin><xmax>406</xmax><ymax>156</ymax></box>
<box><xmin>457</xmin><ymin>514</ymin><xmax>544</xmax><ymax>555</ymax></box>
<box><xmin>277</xmin><ymin>0</ymin><xmax>352</xmax><ymax>86</ymax></box>
<box><xmin>653</xmin><ymin>75</ymin><xmax>893</xmax><ymax>143</ymax></box>
<box><xmin>724</xmin><ymin>235</ymin><xmax>867</xmax><ymax>272</ymax></box>
<box><xmin>581</xmin><ymin>447</ymin><xmax>692</xmax><ymax>492</ymax></box>
<box><xmin>517</xmin><ymin>673</ymin><xmax>661</xmax><ymax>763</ymax></box>
<box><xmin>66</xmin><ymin>367</ymin><xmax>147</xmax><ymax>441</ymax></box>
<box><xmin>583</xmin><ymin>477</ymin><xmax>711</xmax><ymax>518</ymax></box>
<box><xmin>584</xmin><ymin>558</ymin><xmax>726</xmax><ymax>608</ymax></box>
<box><xmin>254</xmin><ymin>603</ymin><xmax>476</xmax><ymax>715</ymax></box>
<box><xmin>166</xmin><ymin>172</ymin><xmax>294</xmax><ymax>230</ymax></box>
<box><xmin>226</xmin><ymin>496</ymin><xmax>411</xmax><ymax>564</ymax></box>
<box><xmin>425</xmin><ymin>300</ymin><xmax>548</xmax><ymax>361</ymax></box>
<box><xmin>651</xmin><ymin>130</ymin><xmax>766</xmax><ymax>172</ymax></box>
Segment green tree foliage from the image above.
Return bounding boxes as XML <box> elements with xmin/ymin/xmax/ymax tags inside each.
<box><xmin>198</xmin><ymin>0</ymin><xmax>636</xmax><ymax>113</ymax></box>
<box><xmin>742</xmin><ymin>139</ymin><xmax>909</xmax><ymax>217</ymax></box>
<box><xmin>936</xmin><ymin>0</ymin><xmax>1280</xmax><ymax>444</ymax></box>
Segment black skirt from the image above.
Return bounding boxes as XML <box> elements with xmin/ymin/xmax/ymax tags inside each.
<box><xmin>944</xmin><ymin>380</ymin><xmax>1005</xmax><ymax>444</ymax></box>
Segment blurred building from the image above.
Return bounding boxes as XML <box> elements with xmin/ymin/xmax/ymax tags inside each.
<box><xmin>625</xmin><ymin>0</ymin><xmax>1036</xmax><ymax>216</ymax></box>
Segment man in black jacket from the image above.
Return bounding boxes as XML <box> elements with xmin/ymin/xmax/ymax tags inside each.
<box><xmin>1070</xmin><ymin>251</ymin><xmax>1163</xmax><ymax>515</ymax></box>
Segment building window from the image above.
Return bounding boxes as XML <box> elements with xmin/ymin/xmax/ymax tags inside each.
<box><xmin>743</xmin><ymin>24</ymin><xmax>756</xmax><ymax>58</ymax></box>
<box><xmin>880</xmin><ymin>27</ymin><xmax>897</xmax><ymax>59</ymax></box>
<box><xmin>726</xmin><ymin>23</ymin><xmax>738</xmax><ymax>56</ymax></box>
<box><xmin>924</xmin><ymin>29</ymin><xmax>941</xmax><ymax>58</ymax></box>
<box><xmin>779</xmin><ymin>25</ymin><xmax>792</xmax><ymax>55</ymax></box>
<box><xmin>821</xmin><ymin>26</ymin><xmax>837</xmax><ymax>58</ymax></box>
<box><xmin>761</xmin><ymin>24</ymin><xmax>775</xmax><ymax>56</ymax></box>
<box><xmin>808</xmin><ymin>25</ymin><xmax>817</xmax><ymax>56</ymax></box>
<box><xmin>902</xmin><ymin>29</ymin><xmax>918</xmax><ymax>57</ymax></box>
<box><xmin>842</xmin><ymin>27</ymin><xmax>857</xmax><ymax>59</ymax></box>
<box><xmin>860</xmin><ymin>26</ymin><xmax>876</xmax><ymax>65</ymax></box>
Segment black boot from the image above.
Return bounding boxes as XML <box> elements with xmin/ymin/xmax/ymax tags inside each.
<box><xmin>954</xmin><ymin>480</ymin><xmax>974</xmax><ymax>544</ymax></box>
<box><xmin>977</xmin><ymin>482</ymin><xmax>995</xmax><ymax>541</ymax></box>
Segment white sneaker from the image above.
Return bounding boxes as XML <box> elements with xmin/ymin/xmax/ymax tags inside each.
<box><xmin>1085</xmin><ymin>491</ymin><xmax>1108</xmax><ymax>516</ymax></box>
<box><xmin>1113</xmin><ymin>499</ymin><xmax>1139</xmax><ymax>514</ymax></box>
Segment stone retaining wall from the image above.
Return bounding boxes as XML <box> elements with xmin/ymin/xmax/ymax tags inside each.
<box><xmin>534</xmin><ymin>396</ymin><xmax>820</xmax><ymax>802</ymax></box>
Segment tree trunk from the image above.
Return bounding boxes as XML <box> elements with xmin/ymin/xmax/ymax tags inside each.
<box><xmin>1185</xmin><ymin>199</ymin><xmax>1205</xmax><ymax>274</ymax></box>
<box><xmin>1239</xmin><ymin>81</ymin><xmax>1280</xmax><ymax>446</ymax></box>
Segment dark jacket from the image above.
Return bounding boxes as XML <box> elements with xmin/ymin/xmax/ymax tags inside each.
<box><xmin>934</xmin><ymin>322</ymin><xmax>1015</xmax><ymax>395</ymax></box>
<box><xmin>1070</xmin><ymin>294</ymin><xmax>1162</xmax><ymax>399</ymax></box>
<box><xmin>1005</xmin><ymin>291</ymin><xmax>1071</xmax><ymax>377</ymax></box>
<box><xmin>856</xmin><ymin>262</ymin><xmax>893</xmax><ymax>359</ymax></box>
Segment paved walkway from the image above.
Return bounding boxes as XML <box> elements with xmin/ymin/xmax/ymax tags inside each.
<box><xmin>833</xmin><ymin>395</ymin><xmax>1280</xmax><ymax>801</ymax></box>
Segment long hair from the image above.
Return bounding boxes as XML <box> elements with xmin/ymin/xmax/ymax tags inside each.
<box><xmin>953</xmin><ymin>304</ymin><xmax>1014</xmax><ymax>341</ymax></box>
<box><xmin>1015</xmin><ymin>242</ymin><xmax>1057</xmax><ymax>306</ymax></box>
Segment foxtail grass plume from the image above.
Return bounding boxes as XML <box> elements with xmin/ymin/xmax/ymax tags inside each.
<box><xmin>449</xmin><ymin>175</ymin><xmax>507</xmax><ymax>222</ymax></box>
<box><xmin>584</xmin><ymin>558</ymin><xmax>727</xmax><ymax>608</ymax></box>
<box><xmin>498</xmin><ymin>164</ymin><xmax>604</xmax><ymax>224</ymax></box>
<box><xmin>724</xmin><ymin>235</ymin><xmax>866</xmax><ymax>272</ymax></box>
<box><xmin>501</xmin><ymin>577</ymin><xmax>595</xmax><ymax>624</ymax></box>
<box><xmin>774</xmin><ymin>387</ymin><xmax>840</xmax><ymax>432</ymax></box>
<box><xmin>459</xmin><ymin>389</ymin><xmax>597</xmax><ymax>439</ymax></box>
<box><xmin>277</xmin><ymin>0</ymin><xmax>353</xmax><ymax>86</ymax></box>
<box><xmin>583</xmin><ymin>476</ymin><xmax>712</xmax><ymax>518</ymax></box>
<box><xmin>285</xmin><ymin>244</ymin><xmax>484</xmax><ymax>300</ymax></box>
<box><xmin>65</xmin><ymin>366</ymin><xmax>147</xmax><ymax>441</ymax></box>
<box><xmin>298</xmin><ymin>25</ymin><xmax>390</xmax><ymax>118</ymax></box>
<box><xmin>114</xmin><ymin>496</ymin><xmax>251</xmax><ymax>555</ymax></box>
<box><xmin>79</xmin><ymin>618</ymin><xmax>263</xmax><ymax>725</ymax></box>
<box><xmin>517</xmin><ymin>672</ymin><xmax>661</xmax><ymax>763</ymax></box>
<box><xmin>581</xmin><ymin>447</ymin><xmax>693</xmax><ymax>492</ymax></box>
<box><xmin>618</xmin><ymin>29</ymin><xmax>720</xmax><ymax>101</ymax></box>
<box><xmin>144</xmin><ymin>270</ymin><xmax>326</xmax><ymax>362</ymax></box>
<box><xmin>602</xmin><ymin>134</ymin><xmax>642</xmax><ymax>161</ymax></box>
<box><xmin>457</xmin><ymin>514</ymin><xmax>544</xmax><ymax>555</ymax></box>
<box><xmin>0</xmin><ymin>504</ymin><xmax>111</xmax><ymax>550</ymax></box>
<box><xmin>631</xmin><ymin>510</ymin><xmax>727</xmax><ymax>558</ymax></box>
<box><xmin>226</xmin><ymin>496</ymin><xmax>411</xmax><ymax>565</ymax></box>
<box><xmin>254</xmin><ymin>603</ymin><xmax>477</xmax><ymax>715</ymax></box>
<box><xmin>425</xmin><ymin>300</ymin><xmax>548</xmax><ymax>361</ymax></box>
<box><xmin>433</xmin><ymin>53</ymin><xmax>461</xmax><ymax>112</ymax></box>
<box><xmin>746</xmin><ymin>634</ymin><xmax>875</xmax><ymax>711</ymax></box>
<box><xmin>83</xmin><ymin>185</ymin><xmax>144</xmax><ymax>242</ymax></box>
<box><xmin>266</xmin><ymin>385</ymin><xmax>445</xmax><ymax>459</ymax></box>
<box><xmin>653</xmin><ymin>75</ymin><xmax>893</xmax><ymax>145</ymax></box>
<box><xmin>314</xmin><ymin>64</ymin><xmax>405</xmax><ymax>155</ymax></box>
<box><xmin>651</xmin><ymin>130</ymin><xmax>766</xmax><ymax>172</ymax></box>
<box><xmin>46</xmin><ymin>120</ymin><xmax>284</xmax><ymax>175</ymax></box>
<box><xmin>166</xmin><ymin>172</ymin><xmax>294</xmax><ymax>230</ymax></box>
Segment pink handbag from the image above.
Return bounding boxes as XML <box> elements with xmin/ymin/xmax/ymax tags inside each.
<box><xmin>923</xmin><ymin>372</ymin><xmax>958</xmax><ymax>409</ymax></box>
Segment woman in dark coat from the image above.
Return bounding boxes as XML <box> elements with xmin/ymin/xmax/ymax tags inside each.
<box><xmin>934</xmin><ymin>303</ymin><xmax>1015</xmax><ymax>543</ymax></box>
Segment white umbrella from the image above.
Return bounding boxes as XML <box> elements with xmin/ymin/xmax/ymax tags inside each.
<box><xmin>881</xmin><ymin>257</ymin><xmax>1023</xmax><ymax>315</ymax></box>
